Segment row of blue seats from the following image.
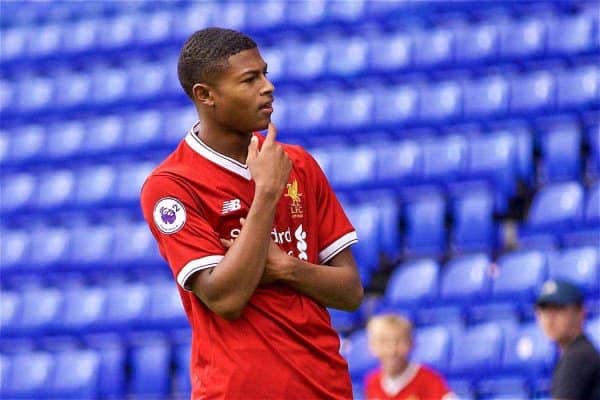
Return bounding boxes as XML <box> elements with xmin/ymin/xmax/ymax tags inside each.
<box><xmin>2</xmin><ymin>62</ymin><xmax>597</xmax><ymax>123</ymax></box>
<box><xmin>1</xmin><ymin>279</ymin><xmax>185</xmax><ymax>337</ymax></box>
<box><xmin>343</xmin><ymin>317</ymin><xmax>600</xmax><ymax>381</ymax></box>
<box><xmin>379</xmin><ymin>246</ymin><xmax>598</xmax><ymax>310</ymax></box>
<box><xmin>1</xmin><ymin>5</ymin><xmax>598</xmax><ymax>66</ymax></box>
<box><xmin>0</xmin><ymin>178</ymin><xmax>597</xmax><ymax>275</ymax></box>
<box><xmin>0</xmin><ymin>332</ymin><xmax>191</xmax><ymax>399</ymax></box>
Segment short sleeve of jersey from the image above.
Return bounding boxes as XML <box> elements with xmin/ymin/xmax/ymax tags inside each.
<box><xmin>303</xmin><ymin>149</ymin><xmax>358</xmax><ymax>264</ymax></box>
<box><xmin>140</xmin><ymin>174</ymin><xmax>225</xmax><ymax>291</ymax></box>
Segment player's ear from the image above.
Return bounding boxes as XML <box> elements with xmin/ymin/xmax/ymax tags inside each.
<box><xmin>192</xmin><ymin>83</ymin><xmax>214</xmax><ymax>107</ymax></box>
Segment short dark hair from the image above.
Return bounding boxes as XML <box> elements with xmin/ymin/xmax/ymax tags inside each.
<box><xmin>177</xmin><ymin>27</ymin><xmax>257</xmax><ymax>99</ymax></box>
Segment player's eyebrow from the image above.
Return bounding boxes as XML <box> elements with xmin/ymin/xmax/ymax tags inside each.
<box><xmin>238</xmin><ymin>64</ymin><xmax>268</xmax><ymax>78</ymax></box>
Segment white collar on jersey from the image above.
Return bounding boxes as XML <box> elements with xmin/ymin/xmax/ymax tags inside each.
<box><xmin>380</xmin><ymin>363</ymin><xmax>420</xmax><ymax>397</ymax></box>
<box><xmin>184</xmin><ymin>121</ymin><xmax>252</xmax><ymax>180</ymax></box>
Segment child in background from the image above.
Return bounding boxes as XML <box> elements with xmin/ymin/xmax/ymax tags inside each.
<box><xmin>365</xmin><ymin>314</ymin><xmax>455</xmax><ymax>400</ymax></box>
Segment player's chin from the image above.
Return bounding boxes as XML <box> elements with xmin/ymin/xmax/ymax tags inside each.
<box><xmin>254</xmin><ymin>116</ymin><xmax>271</xmax><ymax>131</ymax></box>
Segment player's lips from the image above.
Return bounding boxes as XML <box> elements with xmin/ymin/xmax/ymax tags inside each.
<box><xmin>259</xmin><ymin>100</ymin><xmax>274</xmax><ymax>113</ymax></box>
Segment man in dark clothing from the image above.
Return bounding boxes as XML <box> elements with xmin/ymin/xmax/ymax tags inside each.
<box><xmin>535</xmin><ymin>279</ymin><xmax>600</xmax><ymax>400</ymax></box>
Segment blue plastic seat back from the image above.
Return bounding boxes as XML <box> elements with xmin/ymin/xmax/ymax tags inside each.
<box><xmin>452</xmin><ymin>189</ymin><xmax>495</xmax><ymax>252</ymax></box>
<box><xmin>345</xmin><ymin>203</ymin><xmax>380</xmax><ymax>270</ymax></box>
<box><xmin>83</xmin><ymin>115</ymin><xmax>123</xmax><ymax>153</ymax></box>
<box><xmin>419</xmin><ymin>81</ymin><xmax>462</xmax><ymax>120</ymax></box>
<box><xmin>5</xmin><ymin>351</ymin><xmax>53</xmax><ymax>397</ymax></box>
<box><xmin>0</xmin><ymin>291</ymin><xmax>20</xmax><ymax>332</ymax></box>
<box><xmin>46</xmin><ymin>121</ymin><xmax>86</xmax><ymax>159</ymax></box>
<box><xmin>20</xmin><ymin>287</ymin><xmax>63</xmax><ymax>332</ymax></box>
<box><xmin>0</xmin><ymin>229</ymin><xmax>29</xmax><ymax>269</ymax></box>
<box><xmin>375</xmin><ymin>139</ymin><xmax>421</xmax><ymax>182</ymax></box>
<box><xmin>492</xmin><ymin>250</ymin><xmax>546</xmax><ymax>300</ymax></box>
<box><xmin>374</xmin><ymin>84</ymin><xmax>419</xmax><ymax>124</ymax></box>
<box><xmin>115</xmin><ymin>161</ymin><xmax>156</xmax><ymax>202</ymax></box>
<box><xmin>467</xmin><ymin>132</ymin><xmax>516</xmax><ymax>194</ymax></box>
<box><xmin>51</xmin><ymin>349</ymin><xmax>100</xmax><ymax>399</ymax></box>
<box><xmin>329</xmin><ymin>88</ymin><xmax>374</xmax><ymax>128</ymax></box>
<box><xmin>454</xmin><ymin>22</ymin><xmax>499</xmax><ymax>61</ymax></box>
<box><xmin>61</xmin><ymin>287</ymin><xmax>106</xmax><ymax>329</ymax></box>
<box><xmin>341</xmin><ymin>329</ymin><xmax>378</xmax><ymax>380</ymax></box>
<box><xmin>412</xmin><ymin>325</ymin><xmax>451</xmax><ymax>371</ymax></box>
<box><xmin>548</xmin><ymin>246</ymin><xmax>598</xmax><ymax>292</ymax></box>
<box><xmin>69</xmin><ymin>224</ymin><xmax>114</xmax><ymax>265</ymax></box>
<box><xmin>130</xmin><ymin>335</ymin><xmax>171</xmax><ymax>397</ymax></box>
<box><xmin>75</xmin><ymin>165</ymin><xmax>117</xmax><ymax>206</ymax></box>
<box><xmin>0</xmin><ymin>173</ymin><xmax>36</xmax><ymax>212</ymax></box>
<box><xmin>527</xmin><ymin>181</ymin><xmax>584</xmax><ymax>231</ymax></box>
<box><xmin>329</xmin><ymin>146</ymin><xmax>376</xmax><ymax>187</ymax></box>
<box><xmin>36</xmin><ymin>170</ymin><xmax>75</xmax><ymax>209</ymax></box>
<box><xmin>413</xmin><ymin>27</ymin><xmax>454</xmax><ymax>66</ymax></box>
<box><xmin>510</xmin><ymin>71</ymin><xmax>556</xmax><ymax>111</ymax></box>
<box><xmin>548</xmin><ymin>14</ymin><xmax>594</xmax><ymax>53</ymax></box>
<box><xmin>6</xmin><ymin>125</ymin><xmax>45</xmax><ymax>163</ymax></box>
<box><xmin>148</xmin><ymin>280</ymin><xmax>186</xmax><ymax>322</ymax></box>
<box><xmin>326</xmin><ymin>35</ymin><xmax>368</xmax><ymax>76</ymax></box>
<box><xmin>404</xmin><ymin>193</ymin><xmax>446</xmax><ymax>256</ymax></box>
<box><xmin>500</xmin><ymin>17</ymin><xmax>546</xmax><ymax>56</ymax></box>
<box><xmin>29</xmin><ymin>227</ymin><xmax>70</xmax><ymax>268</ymax></box>
<box><xmin>502</xmin><ymin>322</ymin><xmax>555</xmax><ymax>373</ymax></box>
<box><xmin>556</xmin><ymin>66</ymin><xmax>599</xmax><ymax>106</ymax></box>
<box><xmin>441</xmin><ymin>253</ymin><xmax>491</xmax><ymax>302</ymax></box>
<box><xmin>585</xmin><ymin>182</ymin><xmax>600</xmax><ymax>225</ymax></box>
<box><xmin>540</xmin><ymin>123</ymin><xmax>582</xmax><ymax>182</ymax></box>
<box><xmin>369</xmin><ymin>31</ymin><xmax>412</xmax><ymax>71</ymax></box>
<box><xmin>112</xmin><ymin>222</ymin><xmax>161</xmax><ymax>264</ymax></box>
<box><xmin>422</xmin><ymin>135</ymin><xmax>466</xmax><ymax>182</ymax></box>
<box><xmin>385</xmin><ymin>259</ymin><xmax>439</xmax><ymax>305</ymax></box>
<box><xmin>123</xmin><ymin>110</ymin><xmax>164</xmax><ymax>148</ymax></box>
<box><xmin>104</xmin><ymin>283</ymin><xmax>150</xmax><ymax>325</ymax></box>
<box><xmin>449</xmin><ymin>322</ymin><xmax>503</xmax><ymax>374</ymax></box>
<box><xmin>463</xmin><ymin>75</ymin><xmax>509</xmax><ymax>116</ymax></box>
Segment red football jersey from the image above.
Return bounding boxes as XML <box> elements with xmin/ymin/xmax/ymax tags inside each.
<box><xmin>140</xmin><ymin>123</ymin><xmax>358</xmax><ymax>399</ymax></box>
<box><xmin>364</xmin><ymin>364</ymin><xmax>453</xmax><ymax>400</ymax></box>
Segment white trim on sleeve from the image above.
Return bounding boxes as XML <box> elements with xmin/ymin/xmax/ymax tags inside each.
<box><xmin>177</xmin><ymin>255</ymin><xmax>224</xmax><ymax>291</ymax></box>
<box><xmin>318</xmin><ymin>231</ymin><xmax>358</xmax><ymax>264</ymax></box>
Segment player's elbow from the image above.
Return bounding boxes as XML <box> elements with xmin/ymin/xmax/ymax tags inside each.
<box><xmin>205</xmin><ymin>296</ymin><xmax>246</xmax><ymax>321</ymax></box>
<box><xmin>340</xmin><ymin>279</ymin><xmax>364</xmax><ymax>312</ymax></box>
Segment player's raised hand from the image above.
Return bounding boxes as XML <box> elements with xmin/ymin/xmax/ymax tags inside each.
<box><xmin>246</xmin><ymin>123</ymin><xmax>291</xmax><ymax>199</ymax></box>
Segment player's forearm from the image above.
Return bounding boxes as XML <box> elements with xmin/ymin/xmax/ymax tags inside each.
<box><xmin>193</xmin><ymin>191</ymin><xmax>278</xmax><ymax>319</ymax></box>
<box><xmin>279</xmin><ymin>258</ymin><xmax>364</xmax><ymax>311</ymax></box>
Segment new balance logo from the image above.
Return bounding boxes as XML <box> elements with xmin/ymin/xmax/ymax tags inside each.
<box><xmin>222</xmin><ymin>199</ymin><xmax>241</xmax><ymax>214</ymax></box>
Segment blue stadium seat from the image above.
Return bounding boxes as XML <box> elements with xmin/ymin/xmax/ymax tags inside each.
<box><xmin>54</xmin><ymin>71</ymin><xmax>92</xmax><ymax>108</ymax></box>
<box><xmin>587</xmin><ymin>122</ymin><xmax>600</xmax><ymax>178</ymax></box>
<box><xmin>374</xmin><ymin>139</ymin><xmax>421</xmax><ymax>183</ymax></box>
<box><xmin>463</xmin><ymin>75</ymin><xmax>509</xmax><ymax>116</ymax></box>
<box><xmin>449</xmin><ymin>322</ymin><xmax>503</xmax><ymax>376</ymax></box>
<box><xmin>172</xmin><ymin>3</ymin><xmax>216</xmax><ymax>40</ymax></box>
<box><xmin>163</xmin><ymin>106</ymin><xmax>198</xmax><ymax>145</ymax></box>
<box><xmin>556</xmin><ymin>66</ymin><xmax>599</xmax><ymax>106</ymax></box>
<box><xmin>412</xmin><ymin>325</ymin><xmax>451</xmax><ymax>372</ymax></box>
<box><xmin>174</xmin><ymin>341</ymin><xmax>192</xmax><ymax>398</ymax></box>
<box><xmin>510</xmin><ymin>71</ymin><xmax>555</xmax><ymax>111</ymax></box>
<box><xmin>28</xmin><ymin>23</ymin><xmax>62</xmax><ymax>57</ymax></box>
<box><xmin>585</xmin><ymin>182</ymin><xmax>600</xmax><ymax>226</ymax></box>
<box><xmin>418</xmin><ymin>81</ymin><xmax>462</xmax><ymax>120</ymax></box>
<box><xmin>586</xmin><ymin>316</ymin><xmax>600</xmax><ymax>350</ymax></box>
<box><xmin>85</xmin><ymin>334</ymin><xmax>126</xmax><ymax>399</ymax></box>
<box><xmin>68</xmin><ymin>224</ymin><xmax>113</xmax><ymax>266</ymax></box>
<box><xmin>328</xmin><ymin>308</ymin><xmax>359</xmax><ymax>333</ymax></box>
<box><xmin>147</xmin><ymin>280</ymin><xmax>186</xmax><ymax>326</ymax></box>
<box><xmin>346</xmin><ymin>203</ymin><xmax>380</xmax><ymax>271</ymax></box>
<box><xmin>374</xmin><ymin>84</ymin><xmax>419</xmax><ymax>124</ymax></box>
<box><xmin>0</xmin><ymin>355</ymin><xmax>9</xmax><ymax>398</ymax></box>
<box><xmin>62</xmin><ymin>19</ymin><xmax>99</xmax><ymax>53</ymax></box>
<box><xmin>83</xmin><ymin>115</ymin><xmax>124</xmax><ymax>153</ymax></box>
<box><xmin>260</xmin><ymin>46</ymin><xmax>285</xmax><ymax>83</ymax></box>
<box><xmin>368</xmin><ymin>31</ymin><xmax>412</xmax><ymax>71</ymax></box>
<box><xmin>287</xmin><ymin>0</ymin><xmax>326</xmax><ymax>26</ymax></box>
<box><xmin>342</xmin><ymin>329</ymin><xmax>378</xmax><ymax>380</ymax></box>
<box><xmin>440</xmin><ymin>254</ymin><xmax>491</xmax><ymax>303</ymax></box>
<box><xmin>547</xmin><ymin>14</ymin><xmax>594</xmax><ymax>53</ymax></box>
<box><xmin>421</xmin><ymin>135</ymin><xmax>466</xmax><ymax>183</ymax></box>
<box><xmin>104</xmin><ymin>283</ymin><xmax>150</xmax><ymax>327</ymax></box>
<box><xmin>326</xmin><ymin>35</ymin><xmax>368</xmax><ymax>76</ymax></box>
<box><xmin>499</xmin><ymin>17</ymin><xmax>546</xmax><ymax>56</ymax></box>
<box><xmin>327</xmin><ymin>0</ymin><xmax>366</xmax><ymax>22</ymax></box>
<box><xmin>415</xmin><ymin>304</ymin><xmax>463</xmax><ymax>327</ymax></box>
<box><xmin>61</xmin><ymin>286</ymin><xmax>106</xmax><ymax>331</ymax></box>
<box><xmin>98</xmin><ymin>15</ymin><xmax>135</xmax><ymax>49</ymax></box>
<box><xmin>0</xmin><ymin>229</ymin><xmax>29</xmax><ymax>270</ymax></box>
<box><xmin>329</xmin><ymin>146</ymin><xmax>376</xmax><ymax>187</ymax></box>
<box><xmin>115</xmin><ymin>161</ymin><xmax>156</xmax><ymax>203</ymax></box>
<box><xmin>16</xmin><ymin>74</ymin><xmax>54</xmax><ymax>111</ymax></box>
<box><xmin>284</xmin><ymin>41</ymin><xmax>327</xmax><ymax>80</ymax></box>
<box><xmin>46</xmin><ymin>121</ymin><xmax>86</xmax><ymax>159</ymax></box>
<box><xmin>18</xmin><ymin>287</ymin><xmax>63</xmax><ymax>335</ymax></box>
<box><xmin>133</xmin><ymin>11</ymin><xmax>172</xmax><ymax>45</ymax></box>
<box><xmin>468</xmin><ymin>301</ymin><xmax>519</xmax><ymax>325</ymax></box>
<box><xmin>5</xmin><ymin>125</ymin><xmax>45</xmax><ymax>163</ymax></box>
<box><xmin>0</xmin><ymin>79</ymin><xmax>14</xmax><ymax>114</ymax></box>
<box><xmin>112</xmin><ymin>222</ymin><xmax>161</xmax><ymax>265</ymax></box>
<box><xmin>0</xmin><ymin>291</ymin><xmax>20</xmax><ymax>334</ymax></box>
<box><xmin>502</xmin><ymin>322</ymin><xmax>555</xmax><ymax>374</ymax></box>
<box><xmin>2</xmin><ymin>351</ymin><xmax>53</xmax><ymax>398</ymax></box>
<box><xmin>246</xmin><ymin>0</ymin><xmax>285</xmax><ymax>28</ymax></box>
<box><xmin>0</xmin><ymin>173</ymin><xmax>36</xmax><ymax>213</ymax></box>
<box><xmin>127</xmin><ymin>62</ymin><xmax>167</xmax><ymax>99</ymax></box>
<box><xmin>477</xmin><ymin>376</ymin><xmax>530</xmax><ymax>399</ymax></box>
<box><xmin>548</xmin><ymin>246</ymin><xmax>598</xmax><ymax>293</ymax></box>
<box><xmin>285</xmin><ymin>92</ymin><xmax>330</xmax><ymax>129</ymax></box>
<box><xmin>466</xmin><ymin>132</ymin><xmax>517</xmax><ymax>196</ymax></box>
<box><xmin>214</xmin><ymin>2</ymin><xmax>247</xmax><ymax>31</ymax></box>
<box><xmin>129</xmin><ymin>334</ymin><xmax>171</xmax><ymax>398</ymax></box>
<box><xmin>329</xmin><ymin>88</ymin><xmax>373</xmax><ymax>128</ymax></box>
<box><xmin>36</xmin><ymin>170</ymin><xmax>75</xmax><ymax>210</ymax></box>
<box><xmin>492</xmin><ymin>250</ymin><xmax>547</xmax><ymax>302</ymax></box>
<box><xmin>454</xmin><ymin>22</ymin><xmax>499</xmax><ymax>61</ymax></box>
<box><xmin>50</xmin><ymin>349</ymin><xmax>100</xmax><ymax>399</ymax></box>
<box><xmin>74</xmin><ymin>165</ymin><xmax>116</xmax><ymax>206</ymax></box>
<box><xmin>451</xmin><ymin>188</ymin><xmax>495</xmax><ymax>253</ymax></box>
<box><xmin>539</xmin><ymin>123</ymin><xmax>582</xmax><ymax>182</ymax></box>
<box><xmin>412</xmin><ymin>27</ymin><xmax>454</xmax><ymax>66</ymax></box>
<box><xmin>0</xmin><ymin>27</ymin><xmax>27</xmax><ymax>61</ymax></box>
<box><xmin>123</xmin><ymin>110</ymin><xmax>164</xmax><ymax>148</ymax></box>
<box><xmin>403</xmin><ymin>192</ymin><xmax>446</xmax><ymax>256</ymax></box>
<box><xmin>385</xmin><ymin>259</ymin><xmax>439</xmax><ymax>306</ymax></box>
<box><xmin>29</xmin><ymin>227</ymin><xmax>70</xmax><ymax>269</ymax></box>
<box><xmin>91</xmin><ymin>66</ymin><xmax>128</xmax><ymax>104</ymax></box>
<box><xmin>525</xmin><ymin>181</ymin><xmax>584</xmax><ymax>232</ymax></box>
<box><xmin>447</xmin><ymin>378</ymin><xmax>474</xmax><ymax>400</ymax></box>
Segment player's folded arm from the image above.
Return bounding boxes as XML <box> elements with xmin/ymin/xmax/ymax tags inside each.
<box><xmin>140</xmin><ymin>174</ymin><xmax>250</xmax><ymax>320</ymax></box>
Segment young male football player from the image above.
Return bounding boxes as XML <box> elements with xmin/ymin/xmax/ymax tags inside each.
<box><xmin>140</xmin><ymin>28</ymin><xmax>363</xmax><ymax>399</ymax></box>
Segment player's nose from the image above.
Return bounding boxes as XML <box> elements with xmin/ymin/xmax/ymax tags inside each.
<box><xmin>261</xmin><ymin>75</ymin><xmax>275</xmax><ymax>95</ymax></box>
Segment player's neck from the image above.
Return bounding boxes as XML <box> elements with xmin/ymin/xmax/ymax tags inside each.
<box><xmin>196</xmin><ymin>120</ymin><xmax>252</xmax><ymax>165</ymax></box>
